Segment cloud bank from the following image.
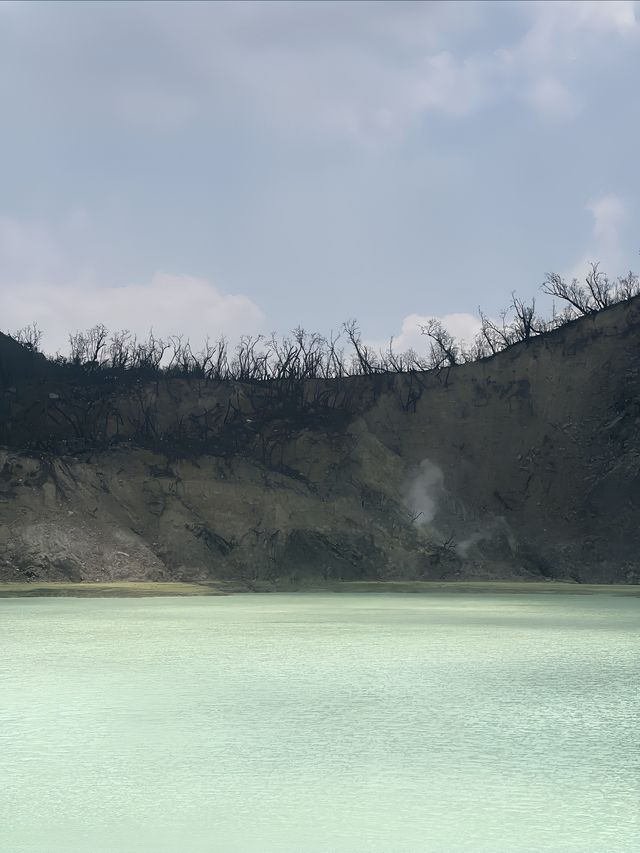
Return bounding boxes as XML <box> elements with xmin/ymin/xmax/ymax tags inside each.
<box><xmin>566</xmin><ymin>193</ymin><xmax>628</xmax><ymax>282</ymax></box>
<box><xmin>0</xmin><ymin>212</ymin><xmax>266</xmax><ymax>355</ymax></box>
<box><xmin>2</xmin><ymin>1</ymin><xmax>638</xmax><ymax>141</ymax></box>
<box><xmin>4</xmin><ymin>272</ymin><xmax>265</xmax><ymax>357</ymax></box>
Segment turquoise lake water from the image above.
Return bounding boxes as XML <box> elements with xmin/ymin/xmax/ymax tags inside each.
<box><xmin>1</xmin><ymin>593</ymin><xmax>638</xmax><ymax>852</ymax></box>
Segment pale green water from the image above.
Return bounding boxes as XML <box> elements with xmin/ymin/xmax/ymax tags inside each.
<box><xmin>1</xmin><ymin>594</ymin><xmax>638</xmax><ymax>853</ymax></box>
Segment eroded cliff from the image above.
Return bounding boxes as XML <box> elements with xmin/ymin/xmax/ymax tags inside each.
<box><xmin>1</xmin><ymin>297</ymin><xmax>639</xmax><ymax>586</ymax></box>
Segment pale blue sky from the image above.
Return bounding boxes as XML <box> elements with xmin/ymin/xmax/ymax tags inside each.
<box><xmin>1</xmin><ymin>0</ymin><xmax>639</xmax><ymax>354</ymax></box>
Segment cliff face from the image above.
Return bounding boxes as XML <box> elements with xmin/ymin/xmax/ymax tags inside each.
<box><xmin>1</xmin><ymin>297</ymin><xmax>639</xmax><ymax>586</ymax></box>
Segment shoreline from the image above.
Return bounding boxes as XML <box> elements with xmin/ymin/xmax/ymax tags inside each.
<box><xmin>0</xmin><ymin>579</ymin><xmax>639</xmax><ymax>598</ymax></box>
<box><xmin>0</xmin><ymin>581</ymin><xmax>225</xmax><ymax>598</ymax></box>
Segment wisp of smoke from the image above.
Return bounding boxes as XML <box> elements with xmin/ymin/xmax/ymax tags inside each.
<box><xmin>455</xmin><ymin>529</ymin><xmax>489</xmax><ymax>558</ymax></box>
<box><xmin>455</xmin><ymin>516</ymin><xmax>517</xmax><ymax>558</ymax></box>
<box><xmin>404</xmin><ymin>459</ymin><xmax>444</xmax><ymax>526</ymax></box>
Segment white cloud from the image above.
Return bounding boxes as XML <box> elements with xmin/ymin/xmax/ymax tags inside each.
<box><xmin>382</xmin><ymin>312</ymin><xmax>482</xmax><ymax>356</ymax></box>
<box><xmin>5</xmin><ymin>1</ymin><xmax>637</xmax><ymax>145</ymax></box>
<box><xmin>200</xmin><ymin>2</ymin><xmax>637</xmax><ymax>136</ymax></box>
<box><xmin>0</xmin><ymin>214</ymin><xmax>266</xmax><ymax>355</ymax></box>
<box><xmin>497</xmin><ymin>2</ymin><xmax>638</xmax><ymax>121</ymax></box>
<box><xmin>3</xmin><ymin>273</ymin><xmax>266</xmax><ymax>357</ymax></box>
<box><xmin>143</xmin><ymin>1</ymin><xmax>639</xmax><ymax>136</ymax></box>
<box><xmin>518</xmin><ymin>1</ymin><xmax>639</xmax><ymax>63</ymax></box>
<box><xmin>159</xmin><ymin>2</ymin><xmax>635</xmax><ymax>137</ymax></box>
<box><xmin>566</xmin><ymin>193</ymin><xmax>627</xmax><ymax>281</ymax></box>
<box><xmin>527</xmin><ymin>77</ymin><xmax>581</xmax><ymax>120</ymax></box>
<box><xmin>409</xmin><ymin>52</ymin><xmax>492</xmax><ymax>118</ymax></box>
<box><xmin>557</xmin><ymin>1</ymin><xmax>638</xmax><ymax>36</ymax></box>
<box><xmin>588</xmin><ymin>193</ymin><xmax>627</xmax><ymax>249</ymax></box>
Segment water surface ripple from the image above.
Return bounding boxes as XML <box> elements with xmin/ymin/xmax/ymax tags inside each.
<box><xmin>1</xmin><ymin>593</ymin><xmax>638</xmax><ymax>852</ymax></box>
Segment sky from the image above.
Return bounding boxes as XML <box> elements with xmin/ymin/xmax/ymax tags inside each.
<box><xmin>1</xmin><ymin>0</ymin><xmax>639</xmax><ymax>355</ymax></box>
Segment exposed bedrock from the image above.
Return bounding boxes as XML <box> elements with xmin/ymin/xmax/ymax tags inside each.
<box><xmin>1</xmin><ymin>298</ymin><xmax>639</xmax><ymax>585</ymax></box>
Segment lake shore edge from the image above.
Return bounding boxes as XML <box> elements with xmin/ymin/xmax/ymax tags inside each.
<box><xmin>1</xmin><ymin>579</ymin><xmax>639</xmax><ymax>598</ymax></box>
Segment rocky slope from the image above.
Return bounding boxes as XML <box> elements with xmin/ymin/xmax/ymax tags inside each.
<box><xmin>1</xmin><ymin>298</ymin><xmax>639</xmax><ymax>586</ymax></box>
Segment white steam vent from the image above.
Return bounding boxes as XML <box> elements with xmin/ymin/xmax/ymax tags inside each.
<box><xmin>404</xmin><ymin>459</ymin><xmax>445</xmax><ymax>526</ymax></box>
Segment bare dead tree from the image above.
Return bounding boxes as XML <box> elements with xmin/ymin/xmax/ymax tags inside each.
<box><xmin>542</xmin><ymin>271</ymin><xmax>595</xmax><ymax>316</ymax></box>
<box><xmin>133</xmin><ymin>331</ymin><xmax>168</xmax><ymax>372</ymax></box>
<box><xmin>166</xmin><ymin>335</ymin><xmax>193</xmax><ymax>376</ymax></box>
<box><xmin>325</xmin><ymin>330</ymin><xmax>347</xmax><ymax>379</ymax></box>
<box><xmin>616</xmin><ymin>271</ymin><xmax>640</xmax><ymax>302</ymax></box>
<box><xmin>108</xmin><ymin>330</ymin><xmax>133</xmax><ymax>371</ymax></box>
<box><xmin>19</xmin><ymin>258</ymin><xmax>640</xmax><ymax>397</ymax></box>
<box><xmin>343</xmin><ymin>320</ymin><xmax>380</xmax><ymax>374</ymax></box>
<box><xmin>201</xmin><ymin>337</ymin><xmax>230</xmax><ymax>380</ymax></box>
<box><xmin>232</xmin><ymin>335</ymin><xmax>270</xmax><ymax>381</ymax></box>
<box><xmin>11</xmin><ymin>322</ymin><xmax>44</xmax><ymax>352</ymax></box>
<box><xmin>87</xmin><ymin>324</ymin><xmax>108</xmax><ymax>364</ymax></box>
<box><xmin>68</xmin><ymin>324</ymin><xmax>108</xmax><ymax>367</ymax></box>
<box><xmin>419</xmin><ymin>319</ymin><xmax>460</xmax><ymax>368</ymax></box>
<box><xmin>584</xmin><ymin>262</ymin><xmax>614</xmax><ymax>310</ymax></box>
<box><xmin>509</xmin><ymin>293</ymin><xmax>545</xmax><ymax>341</ymax></box>
<box><xmin>295</xmin><ymin>328</ymin><xmax>327</xmax><ymax>379</ymax></box>
<box><xmin>477</xmin><ymin>308</ymin><xmax>513</xmax><ymax>354</ymax></box>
